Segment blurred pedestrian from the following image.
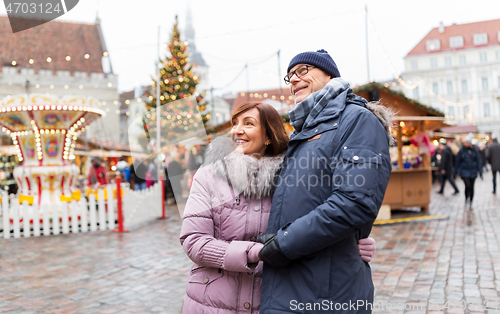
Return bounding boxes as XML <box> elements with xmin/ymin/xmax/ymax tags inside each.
<box><xmin>166</xmin><ymin>155</ymin><xmax>184</xmax><ymax>203</ymax></box>
<box><xmin>130</xmin><ymin>159</ymin><xmax>147</xmax><ymax>191</ymax></box>
<box><xmin>456</xmin><ymin>133</ymin><xmax>483</xmax><ymax>209</ymax></box>
<box><xmin>486</xmin><ymin>138</ymin><xmax>500</xmax><ymax>194</ymax></box>
<box><xmin>87</xmin><ymin>158</ymin><xmax>107</xmax><ymax>187</ymax></box>
<box><xmin>437</xmin><ymin>140</ymin><xmax>459</xmax><ymax>195</ymax></box>
<box><xmin>477</xmin><ymin>142</ymin><xmax>488</xmax><ymax>173</ymax></box>
<box><xmin>116</xmin><ymin>157</ymin><xmax>131</xmax><ymax>182</ymax></box>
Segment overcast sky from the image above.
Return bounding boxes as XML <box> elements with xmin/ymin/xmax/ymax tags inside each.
<box><xmin>2</xmin><ymin>0</ymin><xmax>500</xmax><ymax>96</ymax></box>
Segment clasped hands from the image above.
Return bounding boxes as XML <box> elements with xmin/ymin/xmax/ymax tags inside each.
<box><xmin>255</xmin><ymin>234</ymin><xmax>376</xmax><ymax>267</ymax></box>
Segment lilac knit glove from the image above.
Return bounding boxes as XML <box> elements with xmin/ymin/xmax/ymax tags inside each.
<box><xmin>247</xmin><ymin>243</ymin><xmax>264</xmax><ymax>263</ymax></box>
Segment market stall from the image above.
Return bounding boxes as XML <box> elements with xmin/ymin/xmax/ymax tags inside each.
<box><xmin>354</xmin><ymin>83</ymin><xmax>447</xmax><ymax>214</ymax></box>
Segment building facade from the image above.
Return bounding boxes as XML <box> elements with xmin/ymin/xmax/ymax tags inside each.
<box><xmin>0</xmin><ymin>16</ymin><xmax>120</xmax><ymax>143</ymax></box>
<box><xmin>397</xmin><ymin>19</ymin><xmax>500</xmax><ymax>137</ymax></box>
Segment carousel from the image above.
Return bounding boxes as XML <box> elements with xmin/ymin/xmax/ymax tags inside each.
<box><xmin>0</xmin><ymin>94</ymin><xmax>104</xmax><ymax>208</ymax></box>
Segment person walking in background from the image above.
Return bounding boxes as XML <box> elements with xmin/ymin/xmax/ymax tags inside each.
<box><xmin>166</xmin><ymin>154</ymin><xmax>184</xmax><ymax>203</ymax></box>
<box><xmin>116</xmin><ymin>157</ymin><xmax>131</xmax><ymax>183</ymax></box>
<box><xmin>431</xmin><ymin>145</ymin><xmax>442</xmax><ymax>185</ymax></box>
<box><xmin>486</xmin><ymin>138</ymin><xmax>500</xmax><ymax>194</ymax></box>
<box><xmin>478</xmin><ymin>142</ymin><xmax>488</xmax><ymax>173</ymax></box>
<box><xmin>437</xmin><ymin>139</ymin><xmax>459</xmax><ymax>195</ymax></box>
<box><xmin>87</xmin><ymin>158</ymin><xmax>108</xmax><ymax>187</ymax></box>
<box><xmin>456</xmin><ymin>133</ymin><xmax>483</xmax><ymax>209</ymax></box>
<box><xmin>130</xmin><ymin>159</ymin><xmax>147</xmax><ymax>191</ymax></box>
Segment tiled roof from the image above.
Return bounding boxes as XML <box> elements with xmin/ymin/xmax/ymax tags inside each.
<box><xmin>0</xmin><ymin>15</ymin><xmax>104</xmax><ymax>73</ymax></box>
<box><xmin>407</xmin><ymin>19</ymin><xmax>500</xmax><ymax>56</ymax></box>
<box><xmin>231</xmin><ymin>87</ymin><xmax>293</xmax><ymax>112</ymax></box>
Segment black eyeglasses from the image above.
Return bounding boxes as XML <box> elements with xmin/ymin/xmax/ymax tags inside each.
<box><xmin>284</xmin><ymin>65</ymin><xmax>314</xmax><ymax>84</ymax></box>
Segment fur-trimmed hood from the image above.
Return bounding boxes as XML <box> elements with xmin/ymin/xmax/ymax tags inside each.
<box><xmin>203</xmin><ymin>135</ymin><xmax>285</xmax><ymax>199</ymax></box>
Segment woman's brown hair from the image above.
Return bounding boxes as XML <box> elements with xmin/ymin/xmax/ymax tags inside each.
<box><xmin>231</xmin><ymin>102</ymin><xmax>289</xmax><ymax>157</ymax></box>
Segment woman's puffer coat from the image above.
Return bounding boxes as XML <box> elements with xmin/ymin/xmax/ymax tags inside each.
<box><xmin>180</xmin><ymin>136</ymin><xmax>285</xmax><ymax>314</ymax></box>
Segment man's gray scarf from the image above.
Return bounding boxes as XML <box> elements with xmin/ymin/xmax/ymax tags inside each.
<box><xmin>289</xmin><ymin>78</ymin><xmax>357</xmax><ymax>132</ymax></box>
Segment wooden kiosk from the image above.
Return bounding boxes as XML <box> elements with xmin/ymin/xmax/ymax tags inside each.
<box><xmin>354</xmin><ymin>83</ymin><xmax>447</xmax><ymax>215</ymax></box>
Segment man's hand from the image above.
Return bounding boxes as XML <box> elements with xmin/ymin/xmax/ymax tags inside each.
<box><xmin>358</xmin><ymin>237</ymin><xmax>376</xmax><ymax>262</ymax></box>
<box><xmin>256</xmin><ymin>234</ymin><xmax>291</xmax><ymax>267</ymax></box>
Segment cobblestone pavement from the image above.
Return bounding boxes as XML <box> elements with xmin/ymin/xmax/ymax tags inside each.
<box><xmin>371</xmin><ymin>170</ymin><xmax>500</xmax><ymax>314</ymax></box>
<box><xmin>1</xmin><ymin>171</ymin><xmax>499</xmax><ymax>313</ymax></box>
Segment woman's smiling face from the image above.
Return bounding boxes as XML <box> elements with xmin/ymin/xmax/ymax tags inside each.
<box><xmin>230</xmin><ymin>108</ymin><xmax>269</xmax><ymax>158</ymax></box>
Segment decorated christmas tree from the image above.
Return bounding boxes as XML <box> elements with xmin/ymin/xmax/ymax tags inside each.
<box><xmin>143</xmin><ymin>16</ymin><xmax>209</xmax><ymax>143</ymax></box>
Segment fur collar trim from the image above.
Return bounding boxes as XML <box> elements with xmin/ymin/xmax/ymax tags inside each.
<box><xmin>203</xmin><ymin>135</ymin><xmax>285</xmax><ymax>199</ymax></box>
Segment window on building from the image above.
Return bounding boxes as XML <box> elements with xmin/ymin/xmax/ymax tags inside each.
<box><xmin>459</xmin><ymin>55</ymin><xmax>466</xmax><ymax>65</ymax></box>
<box><xmin>430</xmin><ymin>58</ymin><xmax>438</xmax><ymax>68</ymax></box>
<box><xmin>463</xmin><ymin>105</ymin><xmax>470</xmax><ymax>117</ymax></box>
<box><xmin>446</xmin><ymin>81</ymin><xmax>453</xmax><ymax>95</ymax></box>
<box><xmin>412</xmin><ymin>87</ymin><xmax>419</xmax><ymax>99</ymax></box>
<box><xmin>482</xmin><ymin>77</ymin><xmax>489</xmax><ymax>91</ymax></box>
<box><xmin>432</xmin><ymin>82</ymin><xmax>439</xmax><ymax>95</ymax></box>
<box><xmin>426</xmin><ymin>39</ymin><xmax>440</xmax><ymax>51</ymax></box>
<box><xmin>484</xmin><ymin>102</ymin><xmax>491</xmax><ymax>117</ymax></box>
<box><xmin>480</xmin><ymin>52</ymin><xmax>488</xmax><ymax>63</ymax></box>
<box><xmin>449</xmin><ymin>36</ymin><xmax>464</xmax><ymax>48</ymax></box>
<box><xmin>461</xmin><ymin>79</ymin><xmax>468</xmax><ymax>93</ymax></box>
<box><xmin>411</xmin><ymin>61</ymin><xmax>418</xmax><ymax>71</ymax></box>
<box><xmin>498</xmin><ymin>31</ymin><xmax>500</xmax><ymax>42</ymax></box>
<box><xmin>498</xmin><ymin>76</ymin><xmax>500</xmax><ymax>89</ymax></box>
<box><xmin>444</xmin><ymin>57</ymin><xmax>452</xmax><ymax>67</ymax></box>
<box><xmin>496</xmin><ymin>51</ymin><xmax>500</xmax><ymax>61</ymax></box>
<box><xmin>448</xmin><ymin>106</ymin><xmax>455</xmax><ymax>117</ymax></box>
<box><xmin>473</xmin><ymin>33</ymin><xmax>488</xmax><ymax>45</ymax></box>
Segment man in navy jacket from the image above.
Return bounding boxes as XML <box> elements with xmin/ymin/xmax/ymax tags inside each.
<box><xmin>257</xmin><ymin>50</ymin><xmax>392</xmax><ymax>313</ymax></box>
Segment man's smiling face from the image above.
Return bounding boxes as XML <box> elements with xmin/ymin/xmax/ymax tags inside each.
<box><xmin>289</xmin><ymin>64</ymin><xmax>332</xmax><ymax>104</ymax></box>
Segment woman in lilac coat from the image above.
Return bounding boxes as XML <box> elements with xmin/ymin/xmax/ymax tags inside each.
<box><xmin>179</xmin><ymin>102</ymin><xmax>376</xmax><ymax>314</ymax></box>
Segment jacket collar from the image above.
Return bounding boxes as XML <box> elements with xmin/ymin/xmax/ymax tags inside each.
<box><xmin>203</xmin><ymin>135</ymin><xmax>285</xmax><ymax>199</ymax></box>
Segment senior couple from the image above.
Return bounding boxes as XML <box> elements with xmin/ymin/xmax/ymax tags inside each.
<box><xmin>179</xmin><ymin>49</ymin><xmax>392</xmax><ymax>313</ymax></box>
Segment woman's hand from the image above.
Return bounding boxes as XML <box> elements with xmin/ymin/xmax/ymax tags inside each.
<box><xmin>358</xmin><ymin>237</ymin><xmax>376</xmax><ymax>262</ymax></box>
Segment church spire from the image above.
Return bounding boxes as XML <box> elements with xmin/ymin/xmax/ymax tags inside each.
<box><xmin>185</xmin><ymin>1</ymin><xmax>195</xmax><ymax>48</ymax></box>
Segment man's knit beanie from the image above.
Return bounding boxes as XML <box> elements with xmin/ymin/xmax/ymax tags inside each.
<box><xmin>287</xmin><ymin>49</ymin><xmax>341</xmax><ymax>78</ymax></box>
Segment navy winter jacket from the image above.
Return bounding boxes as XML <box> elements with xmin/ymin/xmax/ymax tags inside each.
<box><xmin>455</xmin><ymin>146</ymin><xmax>482</xmax><ymax>179</ymax></box>
<box><xmin>261</xmin><ymin>80</ymin><xmax>392</xmax><ymax>313</ymax></box>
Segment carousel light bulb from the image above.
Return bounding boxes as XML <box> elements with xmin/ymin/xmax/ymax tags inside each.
<box><xmin>33</xmin><ymin>106</ymin><xmax>38</xmax><ymax>110</ymax></box>
<box><xmin>63</xmin><ymin>106</ymin><xmax>67</xmax><ymax>110</ymax></box>
<box><xmin>40</xmin><ymin>130</ymin><xmax>44</xmax><ymax>134</ymax></box>
<box><xmin>57</xmin><ymin>106</ymin><xmax>62</xmax><ymax>110</ymax></box>
<box><xmin>51</xmin><ymin>130</ymin><xmax>55</xmax><ymax>134</ymax></box>
<box><xmin>27</xmin><ymin>106</ymin><xmax>32</xmax><ymax>110</ymax></box>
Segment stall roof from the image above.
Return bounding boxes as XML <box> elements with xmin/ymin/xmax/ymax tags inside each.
<box><xmin>353</xmin><ymin>82</ymin><xmax>445</xmax><ymax>117</ymax></box>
